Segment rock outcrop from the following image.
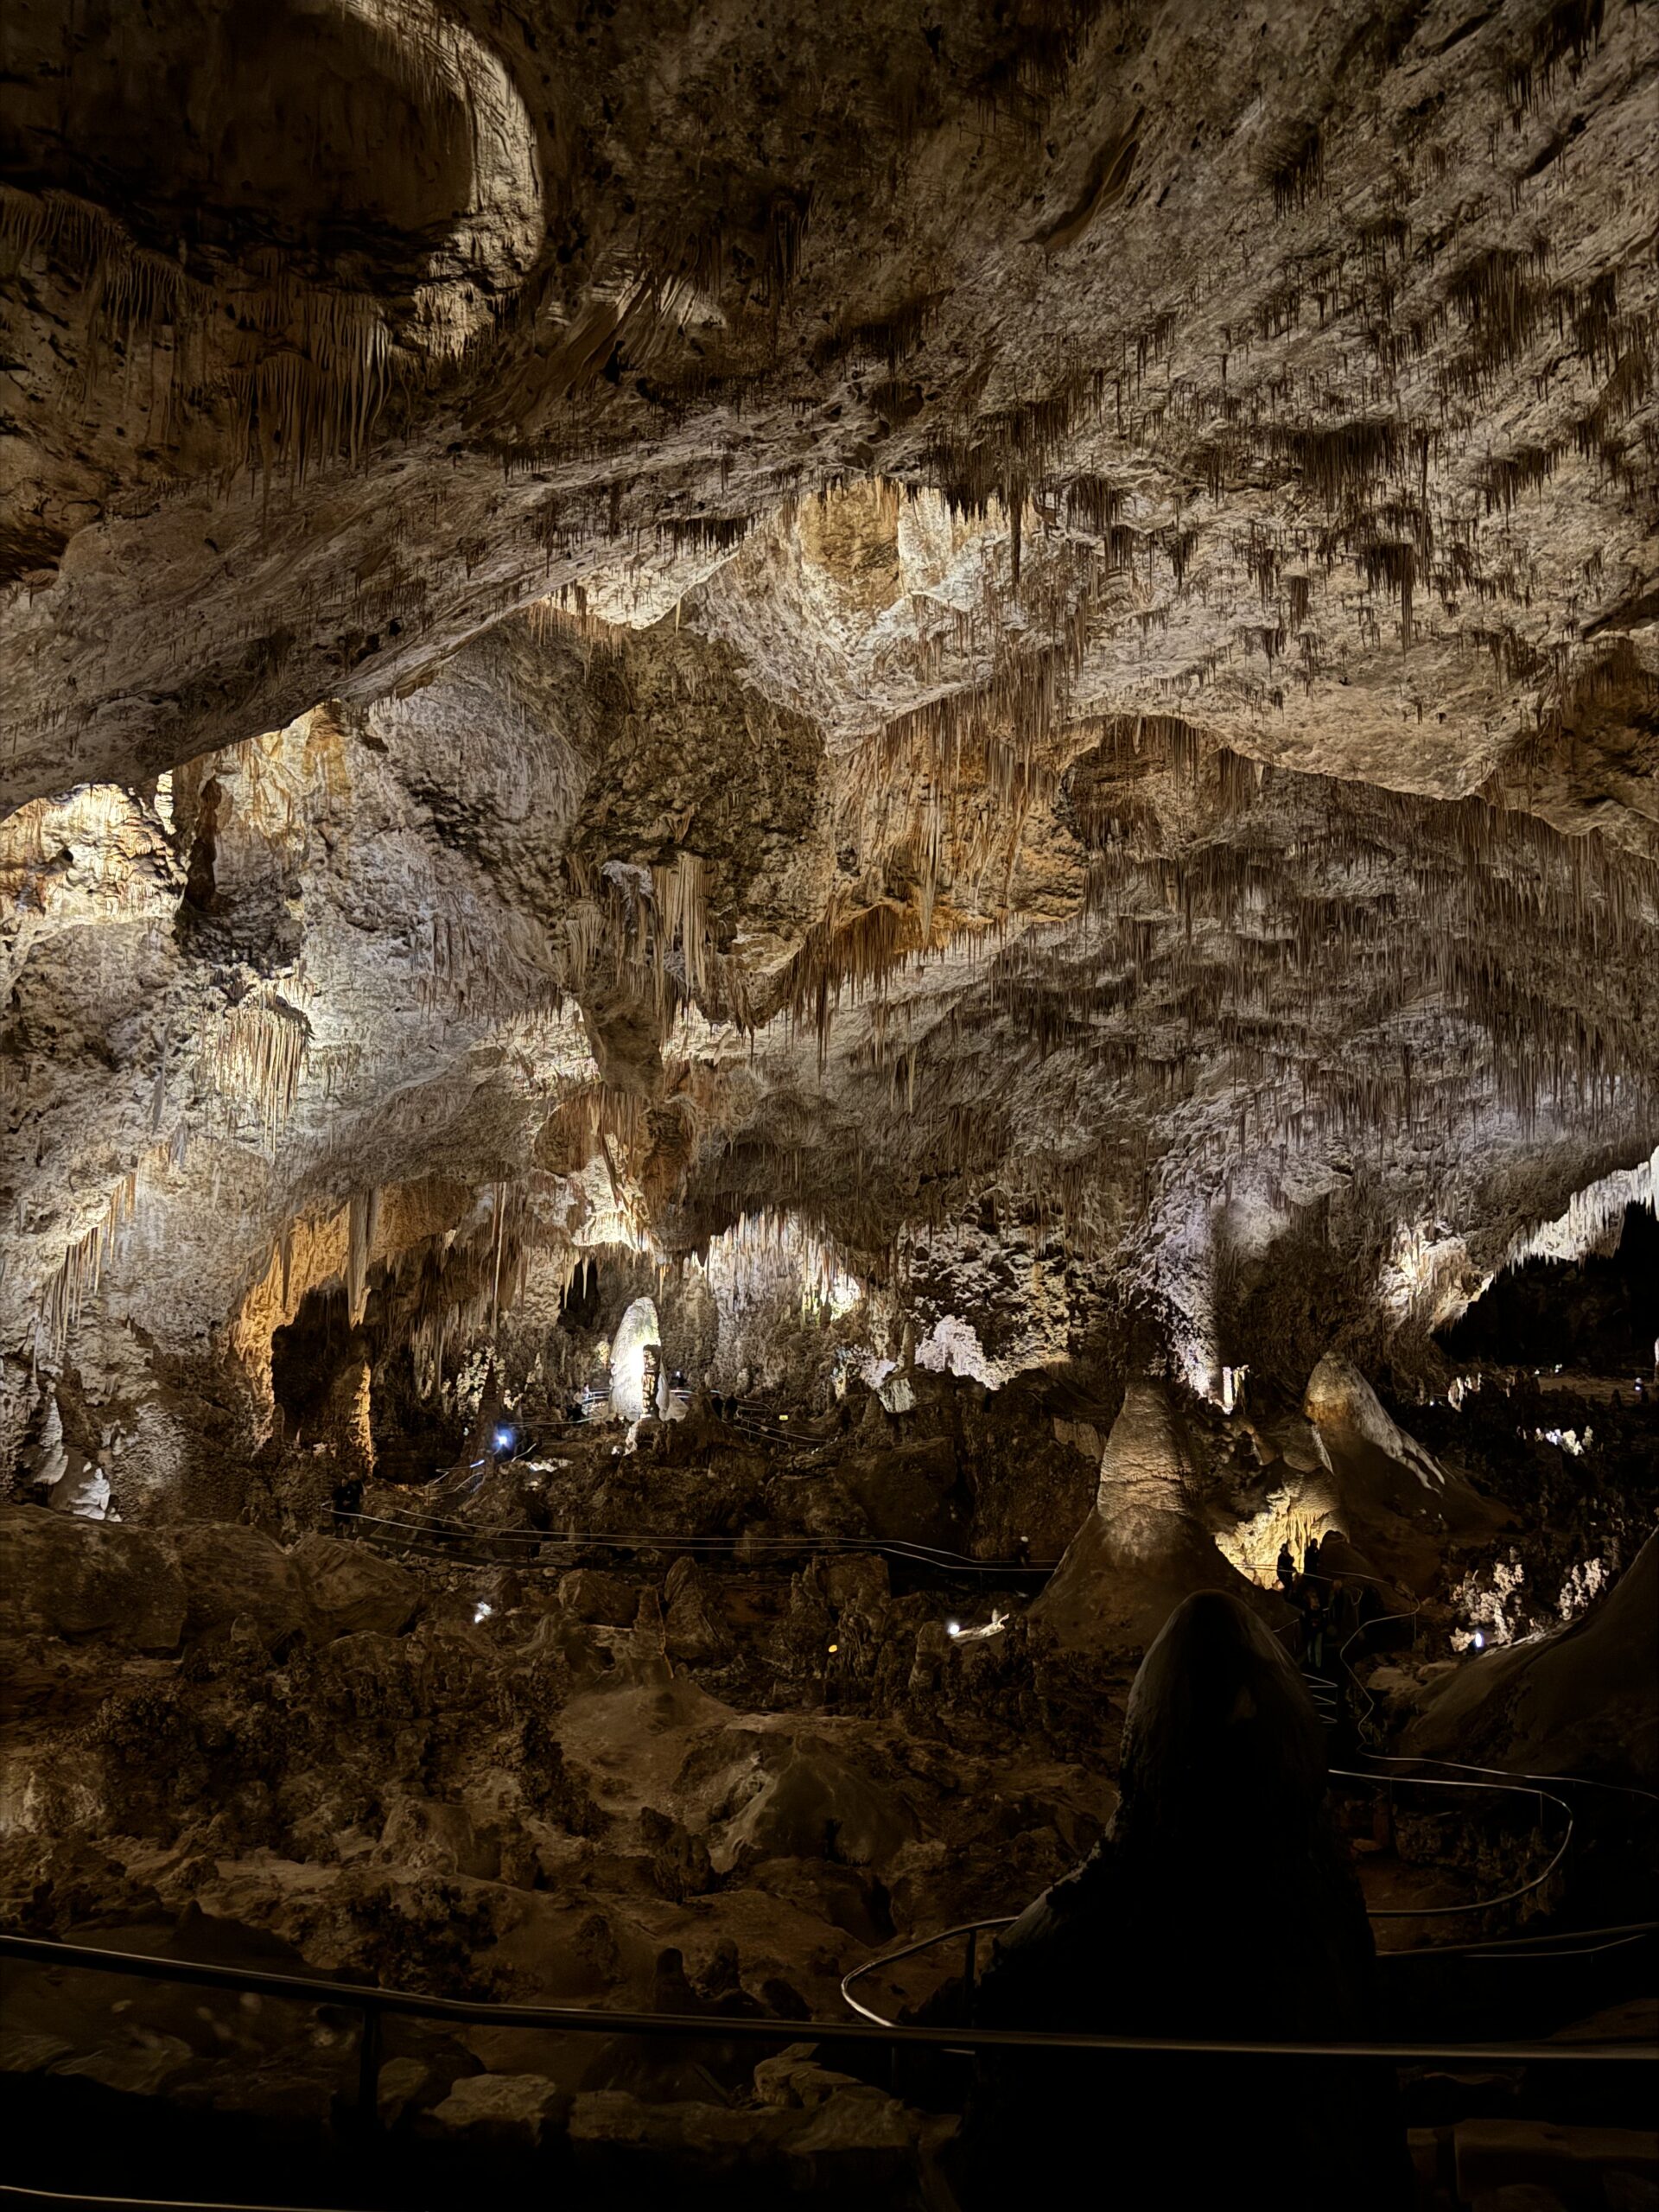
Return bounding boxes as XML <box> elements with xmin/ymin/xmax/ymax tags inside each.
<box><xmin>0</xmin><ymin>9</ymin><xmax>1654</xmax><ymax>2194</ymax></box>
<box><xmin>1</xmin><ymin>1</ymin><xmax>1656</xmax><ymax>1511</ymax></box>
<box><xmin>969</xmin><ymin>1590</ymin><xmax>1406</xmax><ymax>2209</ymax></box>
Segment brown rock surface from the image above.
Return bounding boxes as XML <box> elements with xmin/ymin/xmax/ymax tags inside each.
<box><xmin>0</xmin><ymin>1505</ymin><xmax>185</xmax><ymax>1650</ymax></box>
<box><xmin>290</xmin><ymin>1532</ymin><xmax>421</xmax><ymax>1637</ymax></box>
<box><xmin>0</xmin><ymin>10</ymin><xmax>1653</xmax><ymax>2191</ymax></box>
<box><xmin>173</xmin><ymin>1522</ymin><xmax>321</xmax><ymax>1650</ymax></box>
<box><xmin>0</xmin><ymin>2</ymin><xmax>1654</xmax><ymax>1506</ymax></box>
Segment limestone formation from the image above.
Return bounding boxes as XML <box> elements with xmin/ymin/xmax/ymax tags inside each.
<box><xmin>1032</xmin><ymin>1376</ymin><xmax>1275</xmax><ymax>1650</ymax></box>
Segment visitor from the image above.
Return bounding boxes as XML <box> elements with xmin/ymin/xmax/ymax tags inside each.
<box><xmin>1275</xmin><ymin>1540</ymin><xmax>1297</xmax><ymax>1592</ymax></box>
<box><xmin>1354</xmin><ymin>1580</ymin><xmax>1385</xmax><ymax>1656</ymax></box>
<box><xmin>1302</xmin><ymin>1535</ymin><xmax>1322</xmax><ymax>1583</ymax></box>
<box><xmin>1303</xmin><ymin>1582</ymin><xmax>1326</xmax><ymax>1673</ymax></box>
<box><xmin>1327</xmin><ymin>1575</ymin><xmax>1358</xmax><ymax>1660</ymax></box>
<box><xmin>1285</xmin><ymin>1571</ymin><xmax>1309</xmax><ymax>1659</ymax></box>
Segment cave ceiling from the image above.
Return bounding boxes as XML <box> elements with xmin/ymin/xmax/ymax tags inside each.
<box><xmin>2</xmin><ymin>0</ymin><xmax>1656</xmax><ymax>1463</ymax></box>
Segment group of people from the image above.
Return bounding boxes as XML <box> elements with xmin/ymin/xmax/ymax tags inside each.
<box><xmin>1274</xmin><ymin>1538</ymin><xmax>1382</xmax><ymax>1674</ymax></box>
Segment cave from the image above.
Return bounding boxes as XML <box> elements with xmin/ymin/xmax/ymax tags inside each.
<box><xmin>1</xmin><ymin>3</ymin><xmax>1656</xmax><ymax>2208</ymax></box>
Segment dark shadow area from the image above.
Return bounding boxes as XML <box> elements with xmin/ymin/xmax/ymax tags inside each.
<box><xmin>1438</xmin><ymin>1204</ymin><xmax>1658</xmax><ymax>1374</ymax></box>
<box><xmin>270</xmin><ymin>1284</ymin><xmax>361</xmax><ymax>1441</ymax></box>
<box><xmin>2</xmin><ymin>0</ymin><xmax>475</xmax><ymax>278</ymax></box>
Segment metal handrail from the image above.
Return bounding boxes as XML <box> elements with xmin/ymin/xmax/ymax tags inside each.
<box><xmin>1366</xmin><ymin>1750</ymin><xmax>1659</xmax><ymax>1807</ymax></box>
<box><xmin>10</xmin><ymin>1949</ymin><xmax>1656</xmax><ymax>2212</ymax></box>
<box><xmin>1440</xmin><ymin>1919</ymin><xmax>1659</xmax><ymax>1952</ymax></box>
<box><xmin>1339</xmin><ymin>1607</ymin><xmax>1424</xmax><ymax>1742</ymax></box>
<box><xmin>0</xmin><ymin>2190</ymin><xmax>355</xmax><ymax>2212</ymax></box>
<box><xmin>841</xmin><ymin>1765</ymin><xmax>1586</xmax><ymax>2026</ymax></box>
<box><xmin>840</xmin><ymin>1911</ymin><xmax>1659</xmax><ymax>2031</ymax></box>
<box><xmin>842</xmin><ymin>1916</ymin><xmax>1016</xmax><ymax>2024</ymax></box>
<box><xmin>336</xmin><ymin>1508</ymin><xmax>1056</xmax><ymax>1577</ymax></box>
<box><xmin>2</xmin><ymin>1931</ymin><xmax>1646</xmax><ymax>2082</ymax></box>
<box><xmin>1328</xmin><ymin>1765</ymin><xmax>1574</xmax><ymax>1919</ymax></box>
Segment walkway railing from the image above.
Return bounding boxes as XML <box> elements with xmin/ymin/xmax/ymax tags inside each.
<box><xmin>2</xmin><ymin>1928</ymin><xmax>1647</xmax><ymax>2139</ymax></box>
<box><xmin>335</xmin><ymin>1507</ymin><xmax>1057</xmax><ymax>1580</ymax></box>
<box><xmin>523</xmin><ymin>1403</ymin><xmax>826</xmax><ymax>1455</ymax></box>
<box><xmin>1335</xmin><ymin>1764</ymin><xmax>1574</xmax><ymax>1920</ymax></box>
<box><xmin>840</xmin><ymin>1753</ymin><xmax>1653</xmax><ymax>2027</ymax></box>
<box><xmin>841</xmin><ymin>1905</ymin><xmax>1659</xmax><ymax>2031</ymax></box>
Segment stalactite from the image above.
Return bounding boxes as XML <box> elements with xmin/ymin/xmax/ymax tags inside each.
<box><xmin>346</xmin><ymin>1189</ymin><xmax>381</xmax><ymax>1327</ymax></box>
<box><xmin>209</xmin><ymin>993</ymin><xmax>312</xmax><ymax>1145</ymax></box>
<box><xmin>37</xmin><ymin>1166</ymin><xmax>143</xmax><ymax>1357</ymax></box>
<box><xmin>0</xmin><ymin>186</ymin><xmax>403</xmax><ymax>484</ymax></box>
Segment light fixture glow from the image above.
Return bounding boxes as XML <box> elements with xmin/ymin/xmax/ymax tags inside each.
<box><xmin>493</xmin><ymin>1427</ymin><xmax>515</xmax><ymax>1453</ymax></box>
<box><xmin>474</xmin><ymin>1602</ymin><xmax>493</xmax><ymax>1624</ymax></box>
<box><xmin>1472</xmin><ymin>1630</ymin><xmax>1484</xmax><ymax>1649</ymax></box>
<box><xmin>946</xmin><ymin>1621</ymin><xmax>961</xmax><ymax>1637</ymax></box>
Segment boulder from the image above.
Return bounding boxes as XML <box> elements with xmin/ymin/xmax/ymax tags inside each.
<box><xmin>711</xmin><ymin>1736</ymin><xmax>913</xmax><ymax>1872</ymax></box>
<box><xmin>378</xmin><ymin>1795</ymin><xmax>500</xmax><ymax>1880</ymax></box>
<box><xmin>174</xmin><ymin>1522</ymin><xmax>320</xmax><ymax>1649</ymax></box>
<box><xmin>785</xmin><ymin>2085</ymin><xmax>920</xmax><ymax>2187</ymax></box>
<box><xmin>426</xmin><ymin>2071</ymin><xmax>568</xmax><ymax>2148</ymax></box>
<box><xmin>836</xmin><ymin>1436</ymin><xmax>960</xmax><ymax>1548</ymax></box>
<box><xmin>209</xmin><ymin>2056</ymin><xmax>340</xmax><ymax>2125</ymax></box>
<box><xmin>0</xmin><ymin>1504</ymin><xmax>185</xmax><ymax>1649</ymax></box>
<box><xmin>1453</xmin><ymin>2120</ymin><xmax>1658</xmax><ymax>2203</ymax></box>
<box><xmin>567</xmin><ymin>2085</ymin><xmax>945</xmax><ymax>2193</ymax></box>
<box><xmin>289</xmin><ymin>1532</ymin><xmax>420</xmax><ymax>1636</ymax></box>
<box><xmin>746</xmin><ymin>1855</ymin><xmax>892</xmax><ymax>1942</ymax></box>
<box><xmin>54</xmin><ymin>2032</ymin><xmax>195</xmax><ymax>2097</ymax></box>
<box><xmin>375</xmin><ymin>2055</ymin><xmax>434</xmax><ymax>2127</ymax></box>
<box><xmin>753</xmin><ymin>2043</ymin><xmax>836</xmax><ymax>2107</ymax></box>
<box><xmin>569</xmin><ymin>2090</ymin><xmax>797</xmax><ymax>2175</ymax></box>
<box><xmin>754</xmin><ymin>2052</ymin><xmax>878</xmax><ymax>2114</ymax></box>
<box><xmin>0</xmin><ymin>2030</ymin><xmax>73</xmax><ymax>2074</ymax></box>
